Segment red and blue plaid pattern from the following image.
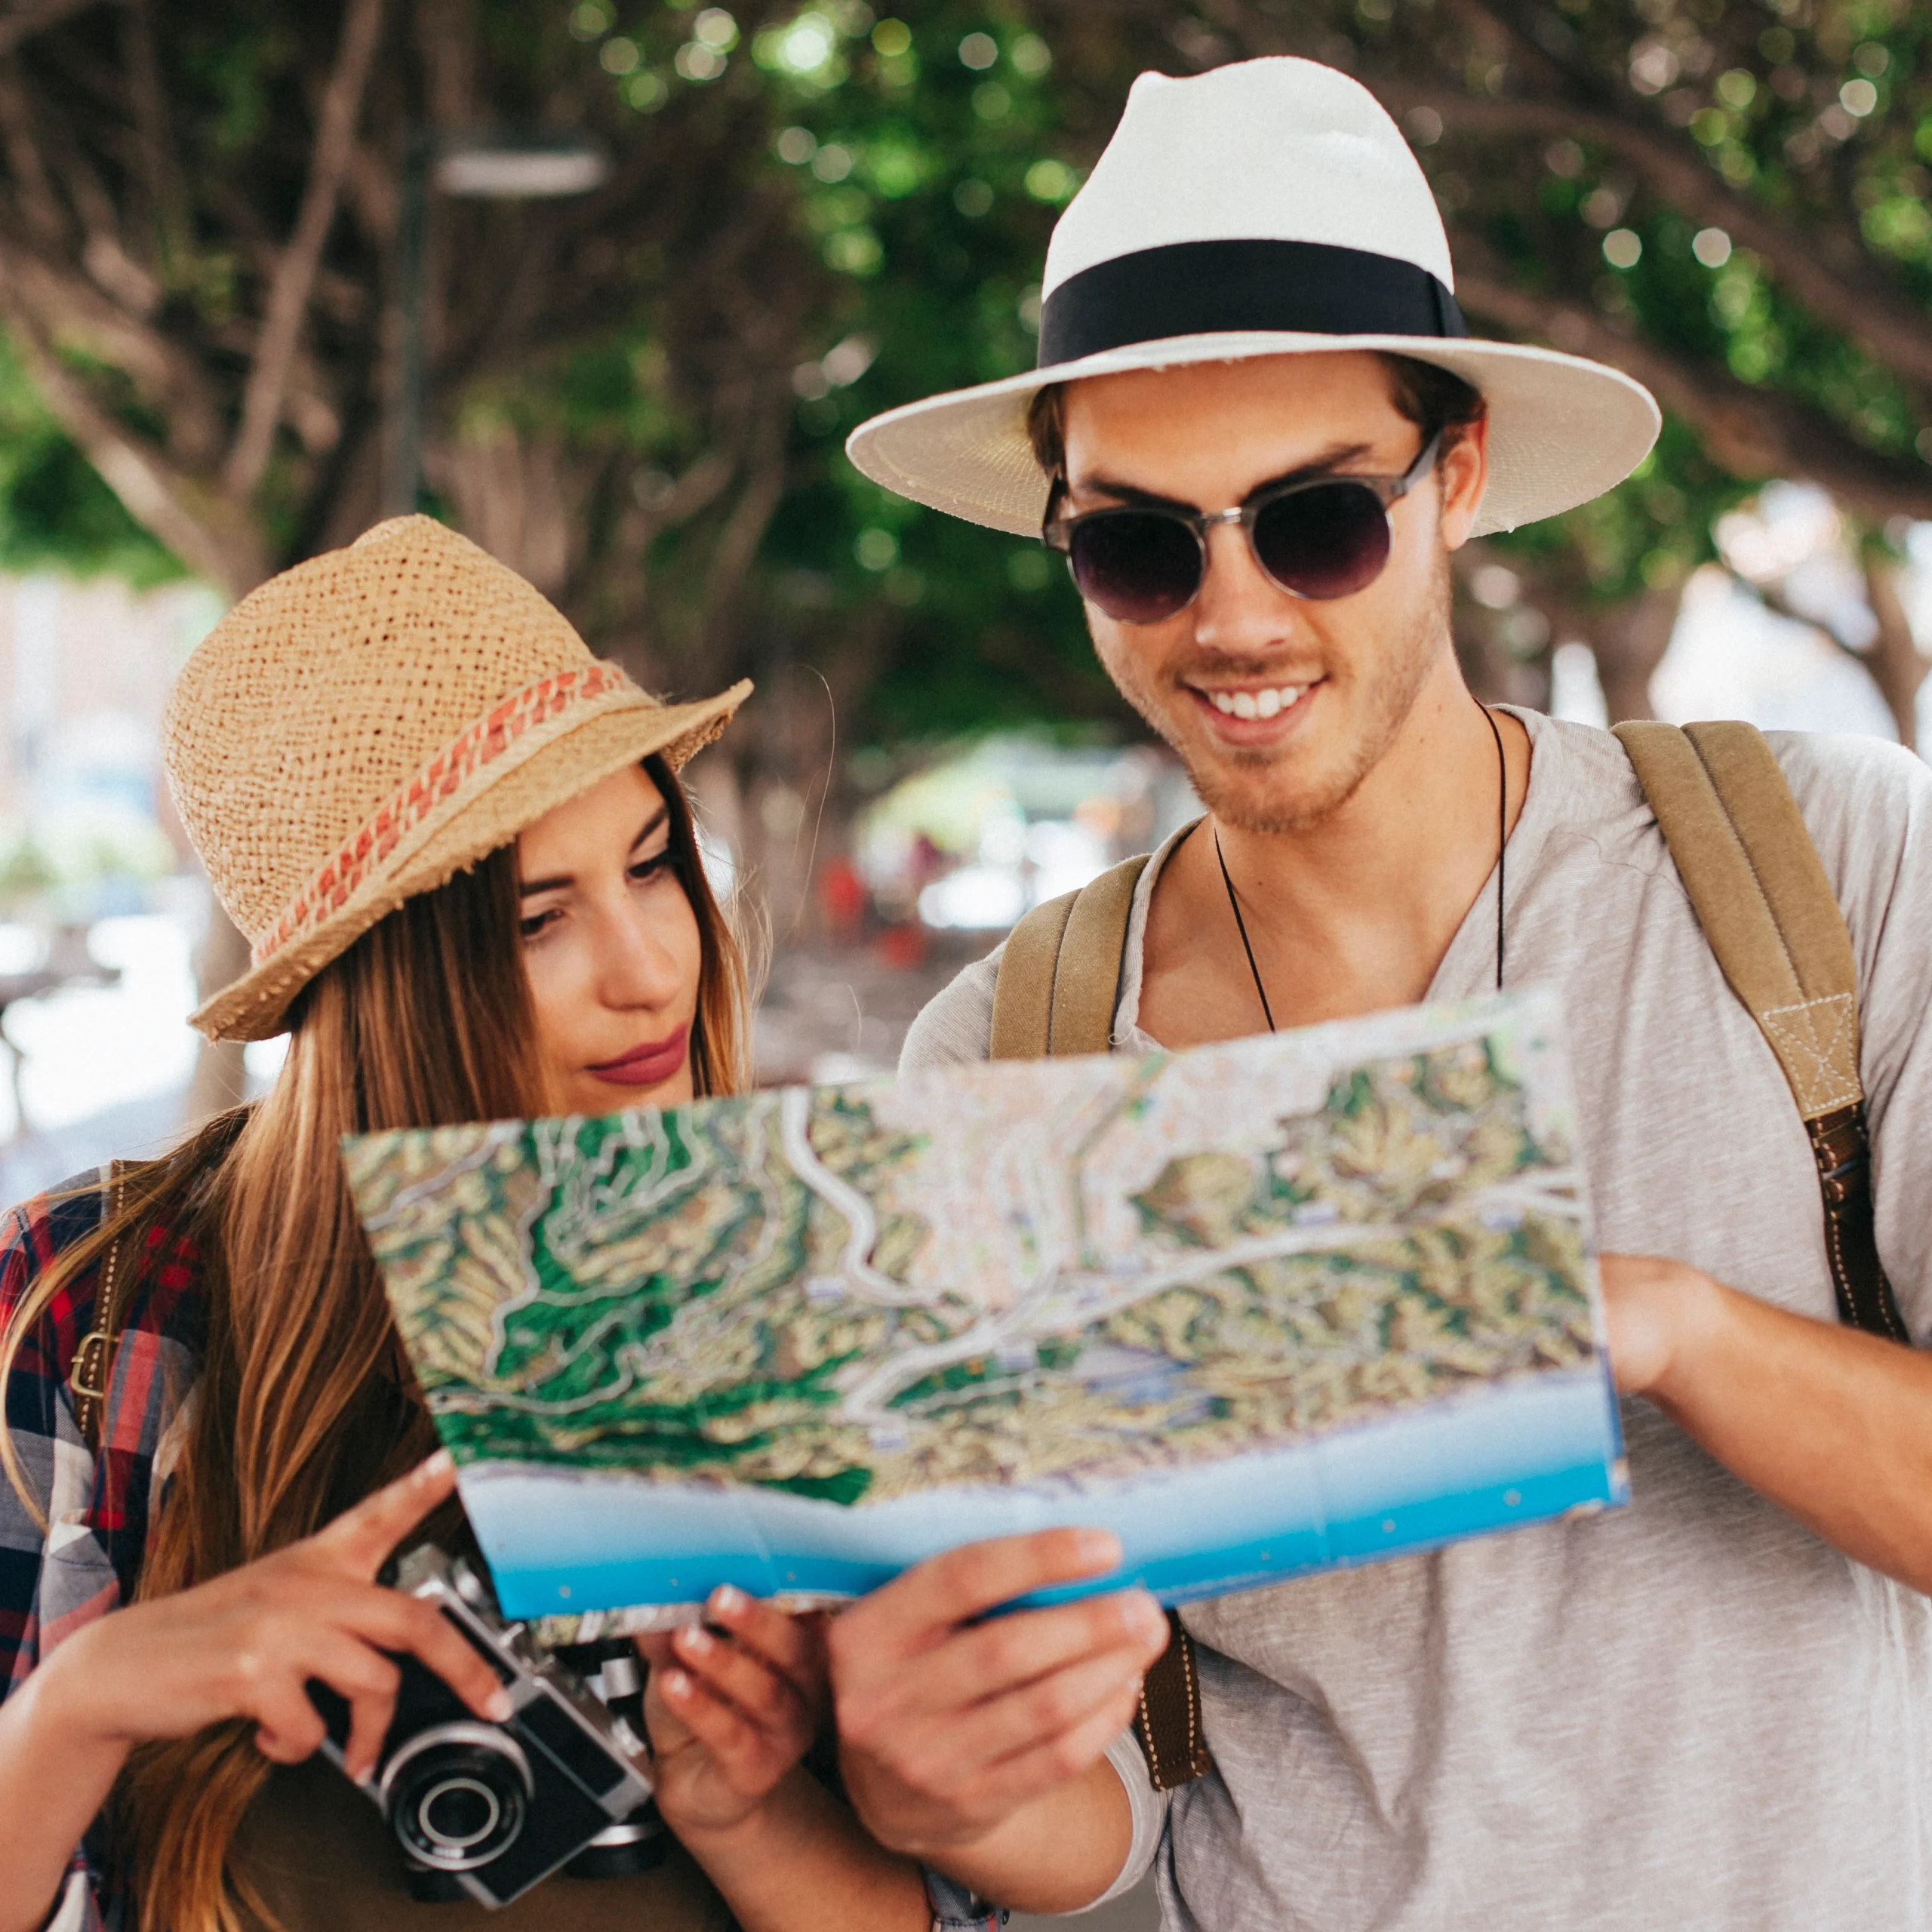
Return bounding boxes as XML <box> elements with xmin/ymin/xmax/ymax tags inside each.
<box><xmin>1</xmin><ymin>1175</ymin><xmax>206</xmax><ymax>1932</ymax></box>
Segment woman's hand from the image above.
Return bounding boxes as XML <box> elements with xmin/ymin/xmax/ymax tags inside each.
<box><xmin>35</xmin><ymin>1449</ymin><xmax>509</xmax><ymax>1780</ymax></box>
<box><xmin>638</xmin><ymin>1587</ymin><xmax>829</xmax><ymax>1841</ymax></box>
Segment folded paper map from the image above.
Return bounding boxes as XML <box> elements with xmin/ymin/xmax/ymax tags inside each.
<box><xmin>344</xmin><ymin>986</ymin><xmax>1627</xmax><ymax>1628</ymax></box>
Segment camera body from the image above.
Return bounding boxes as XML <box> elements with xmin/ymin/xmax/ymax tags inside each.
<box><xmin>311</xmin><ymin>1546</ymin><xmax>660</xmax><ymax>1907</ymax></box>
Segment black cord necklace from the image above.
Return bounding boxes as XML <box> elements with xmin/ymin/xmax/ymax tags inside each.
<box><xmin>1214</xmin><ymin>703</ymin><xmax>1509</xmax><ymax>1034</ymax></box>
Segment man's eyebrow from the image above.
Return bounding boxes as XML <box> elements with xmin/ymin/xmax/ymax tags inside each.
<box><xmin>1072</xmin><ymin>443</ymin><xmax>1377</xmax><ymax>512</ymax></box>
<box><xmin>518</xmin><ymin>804</ymin><xmax>670</xmax><ymax>897</ymax></box>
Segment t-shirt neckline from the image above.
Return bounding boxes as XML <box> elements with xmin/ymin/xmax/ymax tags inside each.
<box><xmin>1115</xmin><ymin>705</ymin><xmax>1558</xmax><ymax>1049</ymax></box>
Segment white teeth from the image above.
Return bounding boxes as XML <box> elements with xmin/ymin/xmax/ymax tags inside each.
<box><xmin>1208</xmin><ymin>685</ymin><xmax>1306</xmax><ymax>719</ymax></box>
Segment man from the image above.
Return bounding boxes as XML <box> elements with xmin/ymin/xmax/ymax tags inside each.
<box><xmin>827</xmin><ymin>55</ymin><xmax>1932</xmax><ymax>1932</ymax></box>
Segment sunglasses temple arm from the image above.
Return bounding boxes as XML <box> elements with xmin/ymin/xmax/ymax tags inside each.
<box><xmin>1399</xmin><ymin>426</ymin><xmax>1445</xmax><ymax>495</ymax></box>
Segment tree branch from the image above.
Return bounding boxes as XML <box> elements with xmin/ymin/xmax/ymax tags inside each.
<box><xmin>1368</xmin><ymin>78</ymin><xmax>1932</xmax><ymax>395</ymax></box>
<box><xmin>119</xmin><ymin>0</ymin><xmax>189</xmax><ymax>273</ymax></box>
<box><xmin>0</xmin><ymin>0</ymin><xmax>104</xmax><ymax>59</ymax></box>
<box><xmin>0</xmin><ymin>56</ymin><xmax>66</xmax><ymax>245</ymax></box>
<box><xmin>223</xmin><ymin>0</ymin><xmax>385</xmax><ymax>496</ymax></box>
<box><xmin>0</xmin><ymin>260</ymin><xmax>266</xmax><ymax>592</ymax></box>
<box><xmin>1747</xmin><ymin>564</ymin><xmax>1921</xmax><ymax>749</ymax></box>
<box><xmin>1454</xmin><ymin>271</ymin><xmax>1932</xmax><ymax>522</ymax></box>
<box><xmin>1859</xmin><ymin>552</ymin><xmax>1926</xmax><ymax>748</ymax></box>
<box><xmin>0</xmin><ymin>235</ymin><xmax>228</xmax><ymax>460</ymax></box>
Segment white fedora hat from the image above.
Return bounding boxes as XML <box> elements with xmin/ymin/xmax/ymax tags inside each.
<box><xmin>847</xmin><ymin>57</ymin><xmax>1660</xmax><ymax>539</ymax></box>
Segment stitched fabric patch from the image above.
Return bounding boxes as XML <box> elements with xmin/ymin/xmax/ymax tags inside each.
<box><xmin>1760</xmin><ymin>992</ymin><xmax>1860</xmax><ymax>1115</ymax></box>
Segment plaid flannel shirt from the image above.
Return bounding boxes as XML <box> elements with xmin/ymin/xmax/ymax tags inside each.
<box><xmin>0</xmin><ymin>1174</ymin><xmax>206</xmax><ymax>1932</ymax></box>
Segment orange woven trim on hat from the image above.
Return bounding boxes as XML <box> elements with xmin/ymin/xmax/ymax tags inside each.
<box><xmin>251</xmin><ymin>661</ymin><xmax>629</xmax><ymax>969</ymax></box>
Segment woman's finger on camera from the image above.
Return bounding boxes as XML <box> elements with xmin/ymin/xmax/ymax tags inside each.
<box><xmin>293</xmin><ymin>1632</ymin><xmax>406</xmax><ymax>1781</ymax></box>
<box><xmin>670</xmin><ymin>1623</ymin><xmax>807</xmax><ymax>1740</ymax></box>
<box><xmin>312</xmin><ymin>1450</ymin><xmax>458</xmax><ymax>1577</ymax></box>
<box><xmin>248</xmin><ymin>1678</ymin><xmax>332</xmax><ymax>1766</ymax></box>
<box><xmin>345</xmin><ymin>1583</ymin><xmax>510</xmax><ymax>1724</ymax></box>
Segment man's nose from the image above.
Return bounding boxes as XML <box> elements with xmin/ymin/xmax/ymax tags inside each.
<box><xmin>1189</xmin><ymin>518</ymin><xmax>1299</xmax><ymax>652</ymax></box>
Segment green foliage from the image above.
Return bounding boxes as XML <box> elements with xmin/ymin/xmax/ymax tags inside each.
<box><xmin>1427</xmin><ymin>0</ymin><xmax>1932</xmax><ymax>605</ymax></box>
<box><xmin>485</xmin><ymin>0</ymin><xmax>1128</xmax><ymax>746</ymax></box>
<box><xmin>5</xmin><ymin>0</ymin><xmax>1927</xmax><ymax>740</ymax></box>
<box><xmin>0</xmin><ymin>337</ymin><xmax>180</xmax><ymax>585</ymax></box>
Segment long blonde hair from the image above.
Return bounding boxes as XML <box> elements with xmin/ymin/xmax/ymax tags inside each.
<box><xmin>0</xmin><ymin>756</ymin><xmax>749</xmax><ymax>1930</ymax></box>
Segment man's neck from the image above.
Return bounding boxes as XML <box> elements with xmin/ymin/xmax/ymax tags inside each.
<box><xmin>1138</xmin><ymin>657</ymin><xmax>1531</xmax><ymax>1046</ymax></box>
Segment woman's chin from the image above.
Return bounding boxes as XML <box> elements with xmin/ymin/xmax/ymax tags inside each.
<box><xmin>566</xmin><ymin>1065</ymin><xmax>695</xmax><ymax>1114</ymax></box>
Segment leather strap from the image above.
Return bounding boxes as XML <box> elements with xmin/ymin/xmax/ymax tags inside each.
<box><xmin>991</xmin><ymin>854</ymin><xmax>1211</xmax><ymax>1790</ymax></box>
<box><xmin>1614</xmin><ymin>720</ymin><xmax>1909</xmax><ymax>1342</ymax></box>
<box><xmin>69</xmin><ymin>1161</ymin><xmax>134</xmax><ymax>1453</ymax></box>
<box><xmin>1133</xmin><ymin>1608</ymin><xmax>1214</xmax><ymax>1790</ymax></box>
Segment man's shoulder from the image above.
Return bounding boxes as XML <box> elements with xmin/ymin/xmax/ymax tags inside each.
<box><xmin>1766</xmin><ymin>728</ymin><xmax>1930</xmax><ymax>845</ymax></box>
<box><xmin>899</xmin><ymin>945</ymin><xmax>1003</xmax><ymax>1072</ymax></box>
<box><xmin>1764</xmin><ymin>731</ymin><xmax>1932</xmax><ymax>995</ymax></box>
<box><xmin>1534</xmin><ymin>716</ymin><xmax>1929</xmax><ymax>877</ymax></box>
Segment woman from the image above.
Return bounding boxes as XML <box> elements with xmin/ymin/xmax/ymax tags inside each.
<box><xmin>0</xmin><ymin>518</ymin><xmax>928</xmax><ymax>1932</ymax></box>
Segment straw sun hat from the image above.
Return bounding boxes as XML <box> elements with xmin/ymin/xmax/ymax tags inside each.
<box><xmin>165</xmin><ymin>515</ymin><xmax>749</xmax><ymax>1042</ymax></box>
<box><xmin>847</xmin><ymin>56</ymin><xmax>1662</xmax><ymax>538</ymax></box>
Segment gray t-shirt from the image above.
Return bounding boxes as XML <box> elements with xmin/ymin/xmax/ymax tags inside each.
<box><xmin>900</xmin><ymin>712</ymin><xmax>1932</xmax><ymax>1932</ymax></box>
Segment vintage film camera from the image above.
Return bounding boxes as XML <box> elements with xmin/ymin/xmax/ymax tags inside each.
<box><xmin>309</xmin><ymin>1546</ymin><xmax>664</xmax><ymax>1907</ymax></box>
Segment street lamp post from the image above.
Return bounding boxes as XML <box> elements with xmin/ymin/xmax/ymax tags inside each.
<box><xmin>386</xmin><ymin>131</ymin><xmax>610</xmax><ymax>515</ymax></box>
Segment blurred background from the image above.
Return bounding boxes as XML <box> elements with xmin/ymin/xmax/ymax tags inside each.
<box><xmin>0</xmin><ymin>0</ymin><xmax>1924</xmax><ymax>1214</ymax></box>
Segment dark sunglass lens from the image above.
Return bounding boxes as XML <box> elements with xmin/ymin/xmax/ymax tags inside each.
<box><xmin>1254</xmin><ymin>483</ymin><xmax>1391</xmax><ymax>601</ymax></box>
<box><xmin>1068</xmin><ymin>512</ymin><xmax>1202</xmax><ymax>624</ymax></box>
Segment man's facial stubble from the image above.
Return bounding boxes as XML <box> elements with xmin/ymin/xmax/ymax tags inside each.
<box><xmin>1092</xmin><ymin>545</ymin><xmax>1454</xmax><ymax>838</ymax></box>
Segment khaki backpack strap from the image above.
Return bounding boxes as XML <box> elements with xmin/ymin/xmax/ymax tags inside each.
<box><xmin>69</xmin><ymin>1160</ymin><xmax>136</xmax><ymax>1454</ymax></box>
<box><xmin>1614</xmin><ymin>721</ymin><xmax>1908</xmax><ymax>1342</ymax></box>
<box><xmin>989</xmin><ymin>854</ymin><xmax>1151</xmax><ymax>1060</ymax></box>
<box><xmin>989</xmin><ymin>892</ymin><xmax>1077</xmax><ymax>1061</ymax></box>
<box><xmin>989</xmin><ymin>851</ymin><xmax>1211</xmax><ymax>1789</ymax></box>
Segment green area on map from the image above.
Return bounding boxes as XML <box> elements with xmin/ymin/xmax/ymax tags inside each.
<box><xmin>344</xmin><ymin>995</ymin><xmax>1597</xmax><ymax>1509</ymax></box>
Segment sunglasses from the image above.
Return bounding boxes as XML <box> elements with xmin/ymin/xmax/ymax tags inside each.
<box><xmin>1041</xmin><ymin>429</ymin><xmax>1442</xmax><ymax>626</ymax></box>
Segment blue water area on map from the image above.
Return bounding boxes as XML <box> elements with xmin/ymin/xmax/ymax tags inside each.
<box><xmin>462</xmin><ymin>1364</ymin><xmax>1628</xmax><ymax>1619</ymax></box>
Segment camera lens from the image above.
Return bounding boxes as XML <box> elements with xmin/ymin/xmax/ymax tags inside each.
<box><xmin>381</xmin><ymin>1724</ymin><xmax>534</xmax><ymax>1872</ymax></box>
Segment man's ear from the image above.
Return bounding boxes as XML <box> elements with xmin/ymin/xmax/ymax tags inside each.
<box><xmin>1437</xmin><ymin>413</ymin><xmax>1491</xmax><ymax>552</ymax></box>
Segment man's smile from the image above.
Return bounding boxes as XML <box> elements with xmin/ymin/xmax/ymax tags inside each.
<box><xmin>1183</xmin><ymin>675</ymin><xmax>1324</xmax><ymax>738</ymax></box>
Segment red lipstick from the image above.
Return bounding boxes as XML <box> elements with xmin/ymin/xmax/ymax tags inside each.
<box><xmin>588</xmin><ymin>1024</ymin><xmax>689</xmax><ymax>1088</ymax></box>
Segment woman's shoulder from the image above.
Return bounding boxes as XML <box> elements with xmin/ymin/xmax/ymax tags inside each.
<box><xmin>0</xmin><ymin>1164</ymin><xmax>209</xmax><ymax>1392</ymax></box>
<box><xmin>0</xmin><ymin>1171</ymin><xmax>115</xmax><ymax>1355</ymax></box>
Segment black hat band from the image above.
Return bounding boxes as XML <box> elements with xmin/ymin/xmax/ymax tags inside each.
<box><xmin>1037</xmin><ymin>238</ymin><xmax>1469</xmax><ymax>370</ymax></box>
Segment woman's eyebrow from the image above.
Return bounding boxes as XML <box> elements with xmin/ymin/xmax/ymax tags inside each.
<box><xmin>629</xmin><ymin>804</ymin><xmax>670</xmax><ymax>852</ymax></box>
<box><xmin>518</xmin><ymin>806</ymin><xmax>671</xmax><ymax>897</ymax></box>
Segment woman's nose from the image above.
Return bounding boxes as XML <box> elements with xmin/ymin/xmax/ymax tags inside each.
<box><xmin>598</xmin><ymin>901</ymin><xmax>686</xmax><ymax>1009</ymax></box>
